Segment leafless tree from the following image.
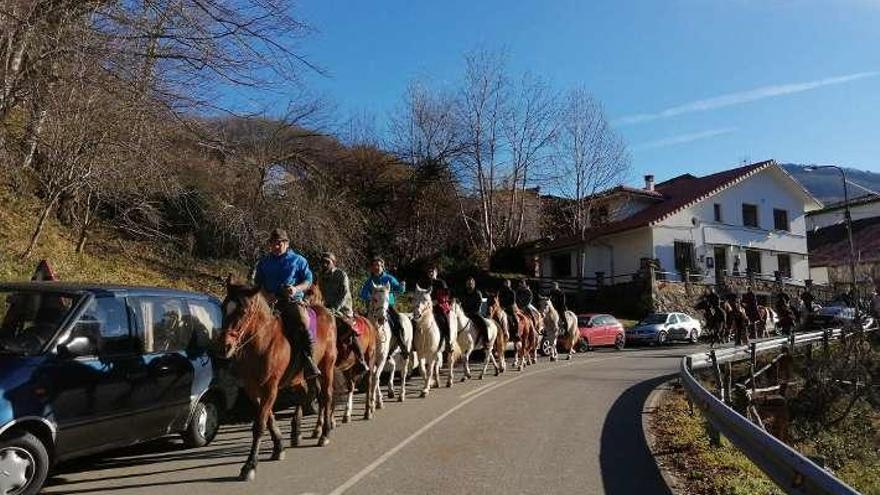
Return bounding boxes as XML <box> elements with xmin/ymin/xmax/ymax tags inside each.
<box><xmin>553</xmin><ymin>87</ymin><xmax>629</xmax><ymax>277</ymax></box>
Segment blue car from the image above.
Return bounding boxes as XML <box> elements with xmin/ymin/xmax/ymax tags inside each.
<box><xmin>0</xmin><ymin>282</ymin><xmax>236</xmax><ymax>495</ymax></box>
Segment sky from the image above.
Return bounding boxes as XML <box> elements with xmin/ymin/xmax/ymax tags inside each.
<box><xmin>238</xmin><ymin>0</ymin><xmax>880</xmax><ymax>185</ymax></box>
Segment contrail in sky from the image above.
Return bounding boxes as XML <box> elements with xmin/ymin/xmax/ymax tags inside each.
<box><xmin>633</xmin><ymin>127</ymin><xmax>737</xmax><ymax>150</ymax></box>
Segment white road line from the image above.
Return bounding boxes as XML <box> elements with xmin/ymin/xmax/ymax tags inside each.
<box><xmin>326</xmin><ymin>353</ymin><xmax>628</xmax><ymax>495</ymax></box>
<box><xmin>459</xmin><ymin>381</ymin><xmax>500</xmax><ymax>399</ymax></box>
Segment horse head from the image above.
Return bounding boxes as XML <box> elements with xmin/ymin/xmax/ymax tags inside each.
<box><xmin>221</xmin><ymin>281</ymin><xmax>267</xmax><ymax>359</ymax></box>
<box><xmin>369</xmin><ymin>282</ymin><xmax>391</xmax><ymax>325</ymax></box>
<box><xmin>412</xmin><ymin>285</ymin><xmax>432</xmax><ymax>320</ymax></box>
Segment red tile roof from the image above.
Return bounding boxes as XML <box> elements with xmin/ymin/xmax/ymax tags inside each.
<box><xmin>808</xmin><ymin>217</ymin><xmax>880</xmax><ymax>267</ymax></box>
<box><xmin>532</xmin><ymin>160</ymin><xmax>776</xmax><ymax>252</ymax></box>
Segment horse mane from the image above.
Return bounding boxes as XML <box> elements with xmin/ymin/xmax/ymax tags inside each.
<box><xmin>308</xmin><ymin>282</ymin><xmax>325</xmax><ymax>306</ymax></box>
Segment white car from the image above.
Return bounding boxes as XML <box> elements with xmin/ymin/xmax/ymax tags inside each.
<box><xmin>626</xmin><ymin>312</ymin><xmax>702</xmax><ymax>345</ymax></box>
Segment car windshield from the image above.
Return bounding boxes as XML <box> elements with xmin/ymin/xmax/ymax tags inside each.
<box><xmin>640</xmin><ymin>314</ymin><xmax>669</xmax><ymax>325</ymax></box>
<box><xmin>577</xmin><ymin>316</ymin><xmax>592</xmax><ymax>326</ymax></box>
<box><xmin>0</xmin><ymin>290</ymin><xmax>79</xmax><ymax>355</ymax></box>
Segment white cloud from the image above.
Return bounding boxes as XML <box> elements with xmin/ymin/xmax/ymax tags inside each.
<box><xmin>615</xmin><ymin>71</ymin><xmax>879</xmax><ymax>126</ymax></box>
<box><xmin>634</xmin><ymin>127</ymin><xmax>737</xmax><ymax>150</ymax></box>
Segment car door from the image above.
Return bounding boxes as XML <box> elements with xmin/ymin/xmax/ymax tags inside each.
<box><xmin>666</xmin><ymin>314</ymin><xmax>679</xmax><ymax>337</ymax></box>
<box><xmin>604</xmin><ymin>316</ymin><xmax>621</xmax><ymax>344</ymax></box>
<box><xmin>129</xmin><ymin>296</ymin><xmax>196</xmax><ymax>437</ymax></box>
<box><xmin>49</xmin><ymin>295</ymin><xmax>143</xmax><ymax>458</ymax></box>
<box><xmin>594</xmin><ymin>315</ymin><xmax>611</xmax><ymax>345</ymax></box>
<box><xmin>588</xmin><ymin>316</ymin><xmax>603</xmax><ymax>344</ymax></box>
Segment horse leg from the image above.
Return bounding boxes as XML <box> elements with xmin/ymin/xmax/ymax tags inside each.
<box><xmin>445</xmin><ymin>350</ymin><xmax>454</xmax><ymax>388</ymax></box>
<box><xmin>291</xmin><ymin>404</ymin><xmax>302</xmax><ymax>447</ymax></box>
<box><xmin>399</xmin><ymin>352</ymin><xmax>409</xmax><ymax>402</ymax></box>
<box><xmin>364</xmin><ymin>361</ymin><xmax>374</xmax><ymax>420</ymax></box>
<box><xmin>374</xmin><ymin>356</ymin><xmax>385</xmax><ymax>411</ymax></box>
<box><xmin>343</xmin><ymin>377</ymin><xmax>354</xmax><ymax>424</ymax></box>
<box><xmin>462</xmin><ymin>349</ymin><xmax>472</xmax><ymax>382</ymax></box>
<box><xmin>419</xmin><ymin>357</ymin><xmax>430</xmax><ymax>398</ymax></box>
<box><xmin>318</xmin><ymin>369</ymin><xmax>333</xmax><ymax>446</ymax></box>
<box><xmin>386</xmin><ymin>354</ymin><xmax>397</xmax><ymax>399</ymax></box>
<box><xmin>240</xmin><ymin>395</ymin><xmax>271</xmax><ymax>481</ymax></box>
<box><xmin>268</xmin><ymin>412</ymin><xmax>285</xmax><ymax>461</ymax></box>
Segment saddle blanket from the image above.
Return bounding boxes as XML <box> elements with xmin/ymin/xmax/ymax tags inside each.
<box><xmin>351</xmin><ymin>316</ymin><xmax>368</xmax><ymax>337</ymax></box>
<box><xmin>306</xmin><ymin>307</ymin><xmax>318</xmax><ymax>343</ymax></box>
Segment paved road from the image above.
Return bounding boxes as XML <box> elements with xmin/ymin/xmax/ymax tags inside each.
<box><xmin>45</xmin><ymin>344</ymin><xmax>698</xmax><ymax>495</ymax></box>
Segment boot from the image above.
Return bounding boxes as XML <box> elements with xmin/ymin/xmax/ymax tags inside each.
<box><xmin>303</xmin><ymin>352</ymin><xmax>321</xmax><ymax>380</ymax></box>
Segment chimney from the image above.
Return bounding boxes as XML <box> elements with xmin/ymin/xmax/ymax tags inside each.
<box><xmin>644</xmin><ymin>174</ymin><xmax>655</xmax><ymax>192</ymax></box>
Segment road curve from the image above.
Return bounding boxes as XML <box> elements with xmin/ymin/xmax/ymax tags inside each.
<box><xmin>45</xmin><ymin>344</ymin><xmax>695</xmax><ymax>495</ymax></box>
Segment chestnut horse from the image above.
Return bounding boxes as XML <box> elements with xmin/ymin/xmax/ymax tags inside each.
<box><xmin>334</xmin><ymin>314</ymin><xmax>380</xmax><ymax>425</ymax></box>
<box><xmin>511</xmin><ymin>304</ymin><xmax>537</xmax><ymax>371</ymax></box>
<box><xmin>486</xmin><ymin>293</ymin><xmax>508</xmax><ymax>373</ymax></box>
<box><xmin>221</xmin><ymin>282</ymin><xmax>337</xmax><ymax>482</ymax></box>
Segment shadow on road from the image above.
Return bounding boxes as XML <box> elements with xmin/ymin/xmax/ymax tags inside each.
<box><xmin>599</xmin><ymin>373</ymin><xmax>676</xmax><ymax>495</ymax></box>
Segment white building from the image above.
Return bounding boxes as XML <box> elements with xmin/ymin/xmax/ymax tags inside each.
<box><xmin>806</xmin><ymin>195</ymin><xmax>880</xmax><ymax>231</ymax></box>
<box><xmin>533</xmin><ymin>160</ymin><xmax>823</xmax><ymax>285</ymax></box>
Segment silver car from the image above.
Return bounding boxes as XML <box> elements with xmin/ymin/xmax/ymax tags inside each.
<box><xmin>626</xmin><ymin>312</ymin><xmax>702</xmax><ymax>345</ymax></box>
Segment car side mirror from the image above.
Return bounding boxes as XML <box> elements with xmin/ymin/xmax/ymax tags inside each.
<box><xmin>58</xmin><ymin>336</ymin><xmax>95</xmax><ymax>358</ymax></box>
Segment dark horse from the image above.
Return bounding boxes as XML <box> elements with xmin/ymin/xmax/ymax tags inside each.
<box><xmin>221</xmin><ymin>280</ymin><xmax>337</xmax><ymax>482</ymax></box>
<box><xmin>695</xmin><ymin>298</ymin><xmax>728</xmax><ymax>347</ymax></box>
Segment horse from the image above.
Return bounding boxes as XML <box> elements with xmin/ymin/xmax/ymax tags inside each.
<box><xmin>450</xmin><ymin>300</ymin><xmax>500</xmax><ymax>380</ymax></box>
<box><xmin>726</xmin><ymin>296</ymin><xmax>751</xmax><ymax>346</ymax></box>
<box><xmin>221</xmin><ymin>281</ymin><xmax>337</xmax><ymax>482</ymax></box>
<box><xmin>509</xmin><ymin>304</ymin><xmax>537</xmax><ymax>371</ymax></box>
<box><xmin>334</xmin><ymin>313</ymin><xmax>379</xmax><ymax>425</ymax></box>
<box><xmin>695</xmin><ymin>298</ymin><xmax>729</xmax><ymax>347</ymax></box>
<box><xmin>557</xmin><ymin>308</ymin><xmax>579</xmax><ymax>360</ymax></box>
<box><xmin>363</xmin><ymin>283</ymin><xmax>393</xmax><ymax>415</ymax></box>
<box><xmin>380</xmin><ymin>299</ymin><xmax>414</xmax><ymax>403</ymax></box>
<box><xmin>486</xmin><ymin>293</ymin><xmax>508</xmax><ymax>373</ymax></box>
<box><xmin>410</xmin><ymin>286</ymin><xmax>443</xmax><ymax>397</ymax></box>
<box><xmin>536</xmin><ymin>297</ymin><xmax>560</xmax><ymax>361</ymax></box>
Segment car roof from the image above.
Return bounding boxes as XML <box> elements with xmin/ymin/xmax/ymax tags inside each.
<box><xmin>577</xmin><ymin>313</ymin><xmax>610</xmax><ymax>318</ymax></box>
<box><xmin>0</xmin><ymin>281</ymin><xmax>216</xmax><ymax>301</ymax></box>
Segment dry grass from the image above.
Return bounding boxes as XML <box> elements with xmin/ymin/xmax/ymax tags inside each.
<box><xmin>0</xmin><ymin>186</ymin><xmax>245</xmax><ymax>296</ymax></box>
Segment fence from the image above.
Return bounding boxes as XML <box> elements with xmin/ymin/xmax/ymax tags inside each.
<box><xmin>680</xmin><ymin>327</ymin><xmax>876</xmax><ymax>494</ymax></box>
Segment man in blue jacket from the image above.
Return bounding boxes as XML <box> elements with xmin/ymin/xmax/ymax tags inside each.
<box><xmin>254</xmin><ymin>228</ymin><xmax>320</xmax><ymax>379</ymax></box>
<box><xmin>359</xmin><ymin>256</ymin><xmax>407</xmax><ymax>356</ymax></box>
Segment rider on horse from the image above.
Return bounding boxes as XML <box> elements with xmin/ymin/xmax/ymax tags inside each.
<box><xmin>253</xmin><ymin>228</ymin><xmax>321</xmax><ymax>379</ymax></box>
<box><xmin>516</xmin><ymin>279</ymin><xmax>541</xmax><ymax>331</ymax></box>
<box><xmin>549</xmin><ymin>281</ymin><xmax>568</xmax><ymax>331</ymax></box>
<box><xmin>500</xmin><ymin>279</ymin><xmax>519</xmax><ymax>339</ymax></box>
<box><xmin>462</xmin><ymin>277</ymin><xmax>489</xmax><ymax>343</ymax></box>
<box><xmin>317</xmin><ymin>252</ymin><xmax>368</xmax><ymax>374</ymax></box>
<box><xmin>359</xmin><ymin>256</ymin><xmax>407</xmax><ymax>356</ymax></box>
<box><xmin>419</xmin><ymin>265</ymin><xmax>452</xmax><ymax>354</ymax></box>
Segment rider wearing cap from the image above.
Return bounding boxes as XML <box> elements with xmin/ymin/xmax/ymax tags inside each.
<box><xmin>253</xmin><ymin>228</ymin><xmax>321</xmax><ymax>379</ymax></box>
<box><xmin>317</xmin><ymin>251</ymin><xmax>368</xmax><ymax>374</ymax></box>
<box><xmin>359</xmin><ymin>257</ymin><xmax>407</xmax><ymax>356</ymax></box>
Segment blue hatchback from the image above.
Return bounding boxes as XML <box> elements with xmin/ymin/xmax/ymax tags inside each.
<box><xmin>0</xmin><ymin>282</ymin><xmax>236</xmax><ymax>495</ymax></box>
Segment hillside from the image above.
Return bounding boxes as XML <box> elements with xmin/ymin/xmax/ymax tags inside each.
<box><xmin>0</xmin><ymin>186</ymin><xmax>245</xmax><ymax>297</ymax></box>
<box><xmin>782</xmin><ymin>163</ymin><xmax>880</xmax><ymax>204</ymax></box>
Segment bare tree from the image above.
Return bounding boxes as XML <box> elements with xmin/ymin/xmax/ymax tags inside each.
<box><xmin>553</xmin><ymin>87</ymin><xmax>629</xmax><ymax>278</ymax></box>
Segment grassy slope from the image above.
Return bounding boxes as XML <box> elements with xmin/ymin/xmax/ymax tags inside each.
<box><xmin>0</xmin><ymin>187</ymin><xmax>246</xmax><ymax>296</ymax></box>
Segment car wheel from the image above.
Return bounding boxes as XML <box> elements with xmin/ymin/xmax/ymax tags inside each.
<box><xmin>656</xmin><ymin>331</ymin><xmax>667</xmax><ymax>346</ymax></box>
<box><xmin>183</xmin><ymin>397</ymin><xmax>221</xmax><ymax>448</ymax></box>
<box><xmin>540</xmin><ymin>338</ymin><xmax>553</xmax><ymax>357</ymax></box>
<box><xmin>689</xmin><ymin>329</ymin><xmax>699</xmax><ymax>344</ymax></box>
<box><xmin>0</xmin><ymin>431</ymin><xmax>49</xmax><ymax>495</ymax></box>
<box><xmin>577</xmin><ymin>338</ymin><xmax>591</xmax><ymax>352</ymax></box>
<box><xmin>614</xmin><ymin>334</ymin><xmax>625</xmax><ymax>351</ymax></box>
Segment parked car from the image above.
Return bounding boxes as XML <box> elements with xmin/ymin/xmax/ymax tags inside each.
<box><xmin>576</xmin><ymin>313</ymin><xmax>625</xmax><ymax>351</ymax></box>
<box><xmin>808</xmin><ymin>302</ymin><xmax>875</xmax><ymax>330</ymax></box>
<box><xmin>0</xmin><ymin>282</ymin><xmax>237</xmax><ymax>495</ymax></box>
<box><xmin>626</xmin><ymin>312</ymin><xmax>702</xmax><ymax>345</ymax></box>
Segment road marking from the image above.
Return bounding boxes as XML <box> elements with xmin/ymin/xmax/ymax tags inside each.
<box><xmin>327</xmin><ymin>353</ymin><xmax>628</xmax><ymax>495</ymax></box>
<box><xmin>459</xmin><ymin>381</ymin><xmax>500</xmax><ymax>399</ymax></box>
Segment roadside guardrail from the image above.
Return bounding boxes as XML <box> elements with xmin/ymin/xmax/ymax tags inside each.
<box><xmin>680</xmin><ymin>328</ymin><xmax>875</xmax><ymax>495</ymax></box>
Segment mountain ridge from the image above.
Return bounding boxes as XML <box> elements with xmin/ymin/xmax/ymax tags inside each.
<box><xmin>781</xmin><ymin>163</ymin><xmax>880</xmax><ymax>204</ymax></box>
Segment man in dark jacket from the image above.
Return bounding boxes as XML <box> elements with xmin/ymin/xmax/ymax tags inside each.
<box><xmin>318</xmin><ymin>252</ymin><xmax>367</xmax><ymax>374</ymax></box>
<box><xmin>462</xmin><ymin>277</ymin><xmax>488</xmax><ymax>342</ymax></box>
<box><xmin>499</xmin><ymin>279</ymin><xmax>519</xmax><ymax>339</ymax></box>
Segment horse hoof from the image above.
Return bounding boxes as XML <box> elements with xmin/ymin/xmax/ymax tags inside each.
<box><xmin>240</xmin><ymin>468</ymin><xmax>256</xmax><ymax>482</ymax></box>
<box><xmin>318</xmin><ymin>436</ymin><xmax>330</xmax><ymax>447</ymax></box>
<box><xmin>446</xmin><ymin>381</ymin><xmax>452</xmax><ymax>388</ymax></box>
<box><xmin>272</xmin><ymin>450</ymin><xmax>285</xmax><ymax>461</ymax></box>
<box><xmin>342</xmin><ymin>415</ymin><xmax>351</xmax><ymax>424</ymax></box>
<box><xmin>377</xmin><ymin>401</ymin><xmax>384</xmax><ymax>410</ymax></box>
<box><xmin>420</xmin><ymin>390</ymin><xmax>428</xmax><ymax>398</ymax></box>
<box><xmin>291</xmin><ymin>436</ymin><xmax>301</xmax><ymax>447</ymax></box>
<box><xmin>479</xmin><ymin>375</ymin><xmax>485</xmax><ymax>380</ymax></box>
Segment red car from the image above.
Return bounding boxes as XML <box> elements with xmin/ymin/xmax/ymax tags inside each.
<box><xmin>576</xmin><ymin>313</ymin><xmax>625</xmax><ymax>351</ymax></box>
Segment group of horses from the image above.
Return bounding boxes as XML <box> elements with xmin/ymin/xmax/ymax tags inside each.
<box><xmin>694</xmin><ymin>295</ymin><xmax>778</xmax><ymax>347</ymax></box>
<box><xmin>219</xmin><ymin>279</ymin><xmax>579</xmax><ymax>482</ymax></box>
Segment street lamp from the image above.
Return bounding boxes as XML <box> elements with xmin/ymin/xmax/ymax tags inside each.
<box><xmin>804</xmin><ymin>164</ymin><xmax>860</xmax><ymax>327</ymax></box>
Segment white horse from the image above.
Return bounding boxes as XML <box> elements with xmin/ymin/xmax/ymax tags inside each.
<box><xmin>537</xmin><ymin>297</ymin><xmax>560</xmax><ymax>361</ymax></box>
<box><xmin>384</xmin><ymin>307</ymin><xmax>414</xmax><ymax>403</ymax></box>
<box><xmin>450</xmin><ymin>300</ymin><xmax>500</xmax><ymax>380</ymax></box>
<box><xmin>351</xmin><ymin>282</ymin><xmax>391</xmax><ymax>421</ymax></box>
<box><xmin>411</xmin><ymin>286</ymin><xmax>442</xmax><ymax>397</ymax></box>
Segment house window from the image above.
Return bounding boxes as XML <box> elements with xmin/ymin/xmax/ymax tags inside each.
<box><xmin>777</xmin><ymin>254</ymin><xmax>791</xmax><ymax>278</ymax></box>
<box><xmin>674</xmin><ymin>241</ymin><xmax>696</xmax><ymax>275</ymax></box>
<box><xmin>550</xmin><ymin>253</ymin><xmax>571</xmax><ymax>278</ymax></box>
<box><xmin>773</xmin><ymin>209</ymin><xmax>789</xmax><ymax>231</ymax></box>
<box><xmin>713</xmin><ymin>203</ymin><xmax>722</xmax><ymax>222</ymax></box>
<box><xmin>742</xmin><ymin>204</ymin><xmax>759</xmax><ymax>228</ymax></box>
<box><xmin>746</xmin><ymin>249</ymin><xmax>762</xmax><ymax>275</ymax></box>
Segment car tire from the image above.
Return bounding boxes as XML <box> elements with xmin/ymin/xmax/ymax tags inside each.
<box><xmin>577</xmin><ymin>338</ymin><xmax>591</xmax><ymax>352</ymax></box>
<box><xmin>689</xmin><ymin>329</ymin><xmax>699</xmax><ymax>344</ymax></box>
<box><xmin>614</xmin><ymin>334</ymin><xmax>625</xmax><ymax>351</ymax></box>
<box><xmin>182</xmin><ymin>397</ymin><xmax>220</xmax><ymax>448</ymax></box>
<box><xmin>656</xmin><ymin>331</ymin><xmax>667</xmax><ymax>346</ymax></box>
<box><xmin>0</xmin><ymin>430</ymin><xmax>50</xmax><ymax>495</ymax></box>
<box><xmin>540</xmin><ymin>338</ymin><xmax>553</xmax><ymax>357</ymax></box>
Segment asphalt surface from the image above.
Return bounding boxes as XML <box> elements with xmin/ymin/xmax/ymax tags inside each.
<box><xmin>45</xmin><ymin>344</ymin><xmax>698</xmax><ymax>495</ymax></box>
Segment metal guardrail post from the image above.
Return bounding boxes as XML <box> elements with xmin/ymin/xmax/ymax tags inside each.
<box><xmin>749</xmin><ymin>343</ymin><xmax>757</xmax><ymax>394</ymax></box>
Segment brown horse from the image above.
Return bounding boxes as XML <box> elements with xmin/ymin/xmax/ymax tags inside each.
<box><xmin>513</xmin><ymin>305</ymin><xmax>537</xmax><ymax>371</ymax></box>
<box><xmin>334</xmin><ymin>314</ymin><xmax>380</xmax><ymax>424</ymax></box>
<box><xmin>486</xmin><ymin>293</ymin><xmax>508</xmax><ymax>373</ymax></box>
<box><xmin>221</xmin><ymin>281</ymin><xmax>337</xmax><ymax>482</ymax></box>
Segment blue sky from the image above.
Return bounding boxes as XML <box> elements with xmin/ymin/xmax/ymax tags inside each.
<box><xmin>245</xmin><ymin>0</ymin><xmax>880</xmax><ymax>184</ymax></box>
